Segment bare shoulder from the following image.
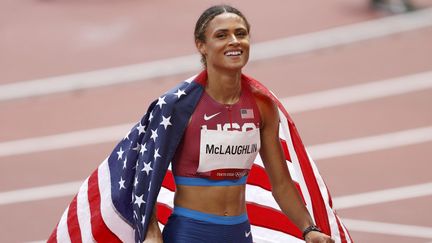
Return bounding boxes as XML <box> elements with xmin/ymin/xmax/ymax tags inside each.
<box><xmin>249</xmin><ymin>87</ymin><xmax>279</xmax><ymax>128</ymax></box>
<box><xmin>249</xmin><ymin>86</ymin><xmax>276</xmax><ymax>111</ymax></box>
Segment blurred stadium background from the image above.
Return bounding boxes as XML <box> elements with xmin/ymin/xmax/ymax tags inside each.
<box><xmin>1</xmin><ymin>0</ymin><xmax>432</xmax><ymax>242</ymax></box>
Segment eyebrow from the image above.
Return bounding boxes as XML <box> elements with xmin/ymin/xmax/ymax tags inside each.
<box><xmin>213</xmin><ymin>27</ymin><xmax>248</xmax><ymax>33</ymax></box>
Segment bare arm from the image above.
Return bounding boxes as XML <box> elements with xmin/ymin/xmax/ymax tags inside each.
<box><xmin>143</xmin><ymin>208</ymin><xmax>163</xmax><ymax>243</ymax></box>
<box><xmin>255</xmin><ymin>93</ymin><xmax>334</xmax><ymax>243</ymax></box>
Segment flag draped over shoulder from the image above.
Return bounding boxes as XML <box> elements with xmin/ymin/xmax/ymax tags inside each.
<box><xmin>48</xmin><ymin>71</ymin><xmax>352</xmax><ymax>243</ymax></box>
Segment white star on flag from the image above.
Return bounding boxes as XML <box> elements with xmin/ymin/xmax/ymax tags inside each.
<box><xmin>132</xmin><ymin>143</ymin><xmax>141</xmax><ymax>152</ymax></box>
<box><xmin>156</xmin><ymin>96</ymin><xmax>167</xmax><ymax>109</ymax></box>
<box><xmin>150</xmin><ymin>129</ymin><xmax>158</xmax><ymax>142</ymax></box>
<box><xmin>160</xmin><ymin>116</ymin><xmax>172</xmax><ymax>130</ymax></box>
<box><xmin>153</xmin><ymin>148</ymin><xmax>161</xmax><ymax>161</ymax></box>
<box><xmin>134</xmin><ymin>176</ymin><xmax>139</xmax><ymax>187</ymax></box>
<box><xmin>123</xmin><ymin>158</ymin><xmax>128</xmax><ymax>169</ymax></box>
<box><xmin>117</xmin><ymin>147</ymin><xmax>124</xmax><ymax>160</ymax></box>
<box><xmin>174</xmin><ymin>89</ymin><xmax>186</xmax><ymax>99</ymax></box>
<box><xmin>141</xmin><ymin>162</ymin><xmax>153</xmax><ymax>176</ymax></box>
<box><xmin>136</xmin><ymin>123</ymin><xmax>145</xmax><ymax>135</ymax></box>
<box><xmin>124</xmin><ymin>130</ymin><xmax>131</xmax><ymax>140</ymax></box>
<box><xmin>140</xmin><ymin>143</ymin><xmax>147</xmax><ymax>155</ymax></box>
<box><xmin>133</xmin><ymin>211</ymin><xmax>138</xmax><ymax>220</ymax></box>
<box><xmin>134</xmin><ymin>194</ymin><xmax>145</xmax><ymax>208</ymax></box>
<box><xmin>119</xmin><ymin>177</ymin><xmax>126</xmax><ymax>190</ymax></box>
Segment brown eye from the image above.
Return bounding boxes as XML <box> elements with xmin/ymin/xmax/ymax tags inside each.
<box><xmin>236</xmin><ymin>31</ymin><xmax>248</xmax><ymax>38</ymax></box>
<box><xmin>216</xmin><ymin>33</ymin><xmax>227</xmax><ymax>39</ymax></box>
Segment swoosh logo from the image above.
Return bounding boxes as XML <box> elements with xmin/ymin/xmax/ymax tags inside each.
<box><xmin>245</xmin><ymin>230</ymin><xmax>251</xmax><ymax>238</ymax></box>
<box><xmin>204</xmin><ymin>112</ymin><xmax>221</xmax><ymax>121</ymax></box>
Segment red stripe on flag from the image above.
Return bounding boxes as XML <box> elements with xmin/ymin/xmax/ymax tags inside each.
<box><xmin>326</xmin><ymin>185</ymin><xmax>333</xmax><ymax>208</ymax></box>
<box><xmin>47</xmin><ymin>223</ymin><xmax>58</xmax><ymax>243</ymax></box>
<box><xmin>156</xmin><ymin>203</ymin><xmax>173</xmax><ymax>225</ymax></box>
<box><xmin>66</xmin><ymin>195</ymin><xmax>82</xmax><ymax>243</ymax></box>
<box><xmin>248</xmin><ymin>165</ymin><xmax>272</xmax><ymax>190</ymax></box>
<box><xmin>247</xmin><ymin>202</ymin><xmax>302</xmax><ymax>239</ymax></box>
<box><xmin>335</xmin><ymin>216</ymin><xmax>348</xmax><ymax>243</ymax></box>
<box><xmin>280</xmin><ymin>138</ymin><xmax>292</xmax><ymax>162</ymax></box>
<box><xmin>347</xmin><ymin>224</ymin><xmax>354</xmax><ymax>242</ymax></box>
<box><xmin>337</xmin><ymin>215</ymin><xmax>354</xmax><ymax>242</ymax></box>
<box><xmin>248</xmin><ymin>165</ymin><xmax>305</xmax><ymax>203</ymax></box>
<box><xmin>162</xmin><ymin>170</ymin><xmax>176</xmax><ymax>192</ymax></box>
<box><xmin>87</xmin><ymin>170</ymin><xmax>121</xmax><ymax>243</ymax></box>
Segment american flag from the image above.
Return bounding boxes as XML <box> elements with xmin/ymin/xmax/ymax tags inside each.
<box><xmin>241</xmin><ymin>108</ymin><xmax>254</xmax><ymax>119</ymax></box>
<box><xmin>48</xmin><ymin>71</ymin><xmax>353</xmax><ymax>243</ymax></box>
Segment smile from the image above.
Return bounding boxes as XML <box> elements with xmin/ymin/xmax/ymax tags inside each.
<box><xmin>224</xmin><ymin>50</ymin><xmax>243</xmax><ymax>56</ymax></box>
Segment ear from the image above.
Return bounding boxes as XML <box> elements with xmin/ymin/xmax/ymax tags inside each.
<box><xmin>195</xmin><ymin>40</ymin><xmax>206</xmax><ymax>56</ymax></box>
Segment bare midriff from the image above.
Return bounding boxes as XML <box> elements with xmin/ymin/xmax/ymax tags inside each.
<box><xmin>174</xmin><ymin>184</ymin><xmax>247</xmax><ymax>216</ymax></box>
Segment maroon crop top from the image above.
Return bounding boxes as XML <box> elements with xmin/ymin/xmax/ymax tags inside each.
<box><xmin>172</xmin><ymin>82</ymin><xmax>261</xmax><ymax>184</ymax></box>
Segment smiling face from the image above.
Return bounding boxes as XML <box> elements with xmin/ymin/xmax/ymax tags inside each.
<box><xmin>196</xmin><ymin>13</ymin><xmax>250</xmax><ymax>72</ymax></box>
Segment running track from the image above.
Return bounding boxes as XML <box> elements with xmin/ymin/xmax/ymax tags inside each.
<box><xmin>1</xmin><ymin>0</ymin><xmax>432</xmax><ymax>242</ymax></box>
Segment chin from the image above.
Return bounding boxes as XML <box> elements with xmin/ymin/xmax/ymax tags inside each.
<box><xmin>220</xmin><ymin>65</ymin><xmax>245</xmax><ymax>73</ymax></box>
<box><xmin>208</xmin><ymin>59</ymin><xmax>248</xmax><ymax>72</ymax></box>
<box><xmin>223</xmin><ymin>60</ymin><xmax>248</xmax><ymax>71</ymax></box>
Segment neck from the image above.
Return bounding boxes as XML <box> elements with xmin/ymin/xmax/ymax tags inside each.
<box><xmin>205</xmin><ymin>67</ymin><xmax>242</xmax><ymax>105</ymax></box>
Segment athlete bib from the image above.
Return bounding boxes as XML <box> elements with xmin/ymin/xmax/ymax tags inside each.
<box><xmin>198</xmin><ymin>128</ymin><xmax>261</xmax><ymax>173</ymax></box>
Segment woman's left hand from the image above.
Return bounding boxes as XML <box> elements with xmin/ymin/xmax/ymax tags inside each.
<box><xmin>304</xmin><ymin>231</ymin><xmax>335</xmax><ymax>243</ymax></box>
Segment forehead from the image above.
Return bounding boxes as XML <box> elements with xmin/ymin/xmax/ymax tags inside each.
<box><xmin>206</xmin><ymin>13</ymin><xmax>247</xmax><ymax>33</ymax></box>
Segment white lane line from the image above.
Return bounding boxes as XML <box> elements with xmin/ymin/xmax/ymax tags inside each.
<box><xmin>281</xmin><ymin>70</ymin><xmax>432</xmax><ymax>113</ymax></box>
<box><xmin>2</xmin><ymin>69</ymin><xmax>432</xmax><ymax>158</ymax></box>
<box><xmin>1</xmin><ymin>8</ymin><xmax>432</xmax><ymax>101</ymax></box>
<box><xmin>0</xmin><ymin>124</ymin><xmax>132</xmax><ymax>157</ymax></box>
<box><xmin>0</xmin><ymin>54</ymin><xmax>200</xmax><ymax>102</ymax></box>
<box><xmin>309</xmin><ymin>126</ymin><xmax>432</xmax><ymax>160</ymax></box>
<box><xmin>0</xmin><ymin>181</ymin><xmax>82</xmax><ymax>206</ymax></box>
<box><xmin>343</xmin><ymin>218</ymin><xmax>432</xmax><ymax>239</ymax></box>
<box><xmin>333</xmin><ymin>182</ymin><xmax>432</xmax><ymax>209</ymax></box>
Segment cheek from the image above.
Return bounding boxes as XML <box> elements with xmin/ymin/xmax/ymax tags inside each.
<box><xmin>207</xmin><ymin>43</ymin><xmax>225</xmax><ymax>57</ymax></box>
<box><xmin>242</xmin><ymin>40</ymin><xmax>250</xmax><ymax>49</ymax></box>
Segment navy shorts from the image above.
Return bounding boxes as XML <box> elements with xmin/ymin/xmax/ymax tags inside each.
<box><xmin>162</xmin><ymin>207</ymin><xmax>253</xmax><ymax>243</ymax></box>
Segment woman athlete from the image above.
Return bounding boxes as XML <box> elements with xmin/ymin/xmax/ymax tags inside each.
<box><xmin>144</xmin><ymin>5</ymin><xmax>335</xmax><ymax>243</ymax></box>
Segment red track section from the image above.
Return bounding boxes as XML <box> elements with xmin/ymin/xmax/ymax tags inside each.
<box><xmin>1</xmin><ymin>0</ymin><xmax>431</xmax><ymax>242</ymax></box>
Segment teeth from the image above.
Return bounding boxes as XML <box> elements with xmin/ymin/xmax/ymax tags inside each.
<box><xmin>225</xmin><ymin>51</ymin><xmax>242</xmax><ymax>56</ymax></box>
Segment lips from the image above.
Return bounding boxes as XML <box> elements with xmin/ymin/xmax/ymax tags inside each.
<box><xmin>224</xmin><ymin>50</ymin><xmax>243</xmax><ymax>56</ymax></box>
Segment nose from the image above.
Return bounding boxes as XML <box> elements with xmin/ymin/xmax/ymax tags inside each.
<box><xmin>228</xmin><ymin>34</ymin><xmax>240</xmax><ymax>45</ymax></box>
